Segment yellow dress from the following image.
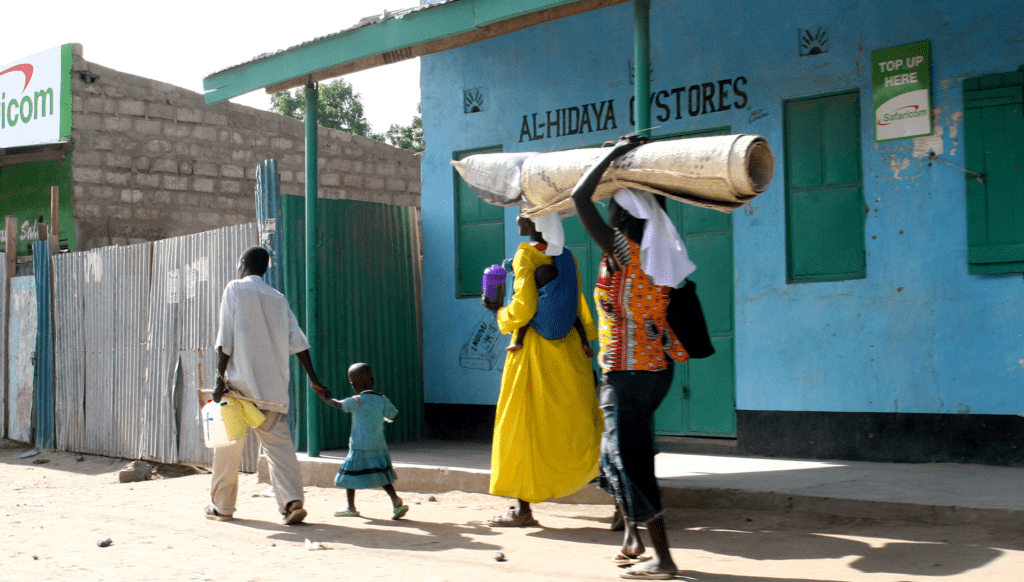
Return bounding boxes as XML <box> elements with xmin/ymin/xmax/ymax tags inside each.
<box><xmin>489</xmin><ymin>243</ymin><xmax>603</xmax><ymax>503</ymax></box>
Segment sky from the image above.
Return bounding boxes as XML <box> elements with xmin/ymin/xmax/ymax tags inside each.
<box><xmin>1</xmin><ymin>0</ymin><xmax>422</xmax><ymax>132</ymax></box>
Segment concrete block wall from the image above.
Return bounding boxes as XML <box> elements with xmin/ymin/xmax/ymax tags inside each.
<box><xmin>68</xmin><ymin>46</ymin><xmax>420</xmax><ymax>250</ymax></box>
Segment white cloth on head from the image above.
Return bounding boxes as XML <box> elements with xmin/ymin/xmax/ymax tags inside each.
<box><xmin>532</xmin><ymin>213</ymin><xmax>565</xmax><ymax>256</ymax></box>
<box><xmin>612</xmin><ymin>188</ymin><xmax>696</xmax><ymax>287</ymax></box>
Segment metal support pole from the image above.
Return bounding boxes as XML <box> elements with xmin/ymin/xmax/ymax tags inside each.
<box><xmin>304</xmin><ymin>82</ymin><xmax>321</xmax><ymax>457</ymax></box>
<box><xmin>634</xmin><ymin>0</ymin><xmax>651</xmax><ymax>137</ymax></box>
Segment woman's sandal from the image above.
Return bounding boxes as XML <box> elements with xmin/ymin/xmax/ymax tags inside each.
<box><xmin>612</xmin><ymin>553</ymin><xmax>652</xmax><ymax>566</ymax></box>
<box><xmin>619</xmin><ymin>565</ymin><xmax>675</xmax><ymax>580</ymax></box>
<box><xmin>392</xmin><ymin>505</ymin><xmax>409</xmax><ymax>520</ymax></box>
<box><xmin>334</xmin><ymin>509</ymin><xmax>360</xmax><ymax>517</ymax></box>
<box><xmin>486</xmin><ymin>507</ymin><xmax>539</xmax><ymax>527</ymax></box>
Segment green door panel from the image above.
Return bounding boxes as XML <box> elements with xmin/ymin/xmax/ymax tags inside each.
<box><xmin>686</xmin><ymin>335</ymin><xmax>736</xmax><ymax>436</ymax></box>
<box><xmin>683</xmin><ymin>233</ymin><xmax>734</xmax><ymax>336</ymax></box>
<box><xmin>785</xmin><ymin>101</ymin><xmax>824</xmax><ymax>190</ymax></box>
<box><xmin>454</xmin><ymin>145</ymin><xmax>504</xmax><ymax>297</ymax></box>
<box><xmin>788</xmin><ymin>186</ymin><xmax>866</xmax><ymax>280</ymax></box>
<box><xmin>457</xmin><ymin>221</ymin><xmax>504</xmax><ymax>296</ymax></box>
<box><xmin>821</xmin><ymin>94</ymin><xmax>863</xmax><ymax>186</ymax></box>
<box><xmin>656</xmin><ymin>360</ymin><xmax>690</xmax><ymax>434</ymax></box>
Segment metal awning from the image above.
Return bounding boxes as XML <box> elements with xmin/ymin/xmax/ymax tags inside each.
<box><xmin>202</xmin><ymin>0</ymin><xmax>628</xmax><ymax>104</ymax></box>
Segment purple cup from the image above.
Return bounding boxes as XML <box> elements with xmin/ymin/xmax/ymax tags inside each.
<box><xmin>482</xmin><ymin>264</ymin><xmax>507</xmax><ymax>303</ymax></box>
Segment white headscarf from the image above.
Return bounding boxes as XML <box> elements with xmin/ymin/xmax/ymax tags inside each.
<box><xmin>532</xmin><ymin>213</ymin><xmax>565</xmax><ymax>256</ymax></box>
<box><xmin>612</xmin><ymin>188</ymin><xmax>696</xmax><ymax>287</ymax></box>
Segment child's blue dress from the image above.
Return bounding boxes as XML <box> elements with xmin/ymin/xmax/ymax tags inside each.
<box><xmin>334</xmin><ymin>393</ymin><xmax>399</xmax><ymax>489</ymax></box>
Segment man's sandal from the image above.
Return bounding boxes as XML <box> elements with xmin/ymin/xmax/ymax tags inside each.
<box><xmin>334</xmin><ymin>509</ymin><xmax>360</xmax><ymax>517</ymax></box>
<box><xmin>283</xmin><ymin>501</ymin><xmax>307</xmax><ymax>525</ymax></box>
<box><xmin>205</xmin><ymin>506</ymin><xmax>233</xmax><ymax>521</ymax></box>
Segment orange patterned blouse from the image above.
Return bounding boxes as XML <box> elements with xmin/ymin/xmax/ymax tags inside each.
<box><xmin>594</xmin><ymin>231</ymin><xmax>689</xmax><ymax>372</ymax></box>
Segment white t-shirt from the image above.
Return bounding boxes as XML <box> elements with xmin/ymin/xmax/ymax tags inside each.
<box><xmin>215</xmin><ymin>275</ymin><xmax>310</xmax><ymax>412</ymax></box>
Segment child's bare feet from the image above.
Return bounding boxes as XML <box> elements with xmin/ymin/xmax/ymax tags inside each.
<box><xmin>581</xmin><ymin>343</ymin><xmax>594</xmax><ymax>358</ymax></box>
<box><xmin>506</xmin><ymin>344</ymin><xmax>524</xmax><ymax>352</ymax></box>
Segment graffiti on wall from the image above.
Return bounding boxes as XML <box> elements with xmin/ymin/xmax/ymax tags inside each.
<box><xmin>459</xmin><ymin>310</ymin><xmax>506</xmax><ymax>371</ymax></box>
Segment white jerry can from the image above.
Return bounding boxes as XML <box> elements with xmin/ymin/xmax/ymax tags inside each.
<box><xmin>201</xmin><ymin>400</ymin><xmax>239</xmax><ymax>448</ymax></box>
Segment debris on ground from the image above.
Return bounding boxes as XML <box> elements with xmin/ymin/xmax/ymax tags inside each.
<box><xmin>118</xmin><ymin>461</ymin><xmax>154</xmax><ymax>483</ymax></box>
<box><xmin>19</xmin><ymin>450</ymin><xmax>41</xmax><ymax>459</ymax></box>
<box><xmin>494</xmin><ymin>551</ymin><xmax>506</xmax><ymax>562</ymax></box>
<box><xmin>32</xmin><ymin>459</ymin><xmax>50</xmax><ymax>465</ymax></box>
<box><xmin>427</xmin><ymin>496</ymin><xmax>437</xmax><ymax>502</ymax></box>
<box><xmin>304</xmin><ymin>539</ymin><xmax>333</xmax><ymax>550</ymax></box>
<box><xmin>253</xmin><ymin>486</ymin><xmax>275</xmax><ymax>498</ymax></box>
<box><xmin>97</xmin><ymin>538</ymin><xmax>113</xmax><ymax>548</ymax></box>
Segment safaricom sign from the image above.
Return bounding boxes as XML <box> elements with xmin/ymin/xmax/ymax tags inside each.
<box><xmin>0</xmin><ymin>45</ymin><xmax>67</xmax><ymax>148</ymax></box>
<box><xmin>871</xmin><ymin>41</ymin><xmax>932</xmax><ymax>142</ymax></box>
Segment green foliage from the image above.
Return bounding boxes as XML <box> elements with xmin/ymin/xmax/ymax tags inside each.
<box><xmin>382</xmin><ymin>105</ymin><xmax>424</xmax><ymax>153</ymax></box>
<box><xmin>271</xmin><ymin>79</ymin><xmax>424</xmax><ymax>152</ymax></box>
<box><xmin>271</xmin><ymin>79</ymin><xmax>374</xmax><ymax>137</ymax></box>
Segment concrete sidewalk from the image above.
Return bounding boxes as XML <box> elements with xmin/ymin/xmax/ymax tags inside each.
<box><xmin>261</xmin><ymin>440</ymin><xmax>1024</xmax><ymax>528</ymax></box>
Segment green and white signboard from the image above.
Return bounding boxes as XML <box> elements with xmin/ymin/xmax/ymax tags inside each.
<box><xmin>0</xmin><ymin>44</ymin><xmax>75</xmax><ymax>254</ymax></box>
<box><xmin>872</xmin><ymin>40</ymin><xmax>932</xmax><ymax>142</ymax></box>
<box><xmin>0</xmin><ymin>44</ymin><xmax>73</xmax><ymax>148</ymax></box>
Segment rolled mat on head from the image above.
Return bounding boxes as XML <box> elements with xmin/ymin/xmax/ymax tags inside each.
<box><xmin>450</xmin><ymin>135</ymin><xmax>775</xmax><ymax>218</ymax></box>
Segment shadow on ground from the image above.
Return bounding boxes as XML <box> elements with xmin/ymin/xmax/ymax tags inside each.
<box><xmin>529</xmin><ymin>507</ymin><xmax>1011</xmax><ymax>578</ymax></box>
<box><xmin>227</xmin><ymin>515</ymin><xmax>504</xmax><ymax>554</ymax></box>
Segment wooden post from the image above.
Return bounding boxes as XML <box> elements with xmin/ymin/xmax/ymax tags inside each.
<box><xmin>4</xmin><ymin>216</ymin><xmax>15</xmax><ymax>279</ymax></box>
<box><xmin>49</xmin><ymin>186</ymin><xmax>59</xmax><ymax>255</ymax></box>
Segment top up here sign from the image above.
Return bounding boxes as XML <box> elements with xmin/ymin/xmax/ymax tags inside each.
<box><xmin>872</xmin><ymin>40</ymin><xmax>932</xmax><ymax>142</ymax></box>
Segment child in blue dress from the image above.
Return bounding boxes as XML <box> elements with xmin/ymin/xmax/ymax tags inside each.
<box><xmin>318</xmin><ymin>362</ymin><xmax>408</xmax><ymax>520</ymax></box>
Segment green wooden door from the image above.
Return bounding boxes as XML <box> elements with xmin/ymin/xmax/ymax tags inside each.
<box><xmin>963</xmin><ymin>83</ymin><xmax>1024</xmax><ymax>274</ymax></box>
<box><xmin>784</xmin><ymin>91</ymin><xmax>865</xmax><ymax>282</ymax></box>
<box><xmin>653</xmin><ymin>127</ymin><xmax>736</xmax><ymax>437</ymax></box>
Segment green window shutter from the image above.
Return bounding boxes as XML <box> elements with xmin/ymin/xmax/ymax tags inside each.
<box><xmin>784</xmin><ymin>91</ymin><xmax>866</xmax><ymax>283</ymax></box>
<box><xmin>963</xmin><ymin>82</ymin><xmax>1024</xmax><ymax>275</ymax></box>
<box><xmin>454</xmin><ymin>145</ymin><xmax>504</xmax><ymax>297</ymax></box>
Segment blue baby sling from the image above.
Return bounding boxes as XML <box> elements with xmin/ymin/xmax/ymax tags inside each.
<box><xmin>531</xmin><ymin>248</ymin><xmax>578</xmax><ymax>340</ymax></box>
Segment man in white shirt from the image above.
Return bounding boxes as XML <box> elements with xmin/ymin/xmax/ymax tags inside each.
<box><xmin>206</xmin><ymin>246</ymin><xmax>327</xmax><ymax>525</ymax></box>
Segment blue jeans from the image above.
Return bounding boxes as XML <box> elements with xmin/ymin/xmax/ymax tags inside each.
<box><xmin>599</xmin><ymin>368</ymin><xmax>672</xmax><ymax>525</ymax></box>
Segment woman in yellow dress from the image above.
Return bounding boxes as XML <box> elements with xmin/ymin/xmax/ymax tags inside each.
<box><xmin>481</xmin><ymin>213</ymin><xmax>602</xmax><ymax>527</ymax></box>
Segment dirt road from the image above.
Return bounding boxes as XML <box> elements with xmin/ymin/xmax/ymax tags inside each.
<box><xmin>3</xmin><ymin>441</ymin><xmax>1023</xmax><ymax>581</ymax></box>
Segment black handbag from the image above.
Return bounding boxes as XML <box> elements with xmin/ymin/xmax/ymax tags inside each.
<box><xmin>666</xmin><ymin>280</ymin><xmax>715</xmax><ymax>359</ymax></box>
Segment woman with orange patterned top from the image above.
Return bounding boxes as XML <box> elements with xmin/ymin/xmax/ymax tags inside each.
<box><xmin>572</xmin><ymin>136</ymin><xmax>696</xmax><ymax>580</ymax></box>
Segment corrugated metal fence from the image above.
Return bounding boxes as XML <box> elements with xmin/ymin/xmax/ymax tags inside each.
<box><xmin>32</xmin><ymin>241</ymin><xmax>55</xmax><ymax>450</ymax></box>
<box><xmin>36</xmin><ymin>191</ymin><xmax>423</xmax><ymax>463</ymax></box>
<box><xmin>282</xmin><ymin>196</ymin><xmax>424</xmax><ymax>450</ymax></box>
<box><xmin>52</xmin><ymin>223</ymin><xmax>260</xmax><ymax>469</ymax></box>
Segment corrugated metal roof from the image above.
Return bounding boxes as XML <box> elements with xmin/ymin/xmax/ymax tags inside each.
<box><xmin>202</xmin><ymin>0</ymin><xmax>625</xmax><ymax>103</ymax></box>
<box><xmin>205</xmin><ymin>2</ymin><xmax>454</xmax><ymax>79</ymax></box>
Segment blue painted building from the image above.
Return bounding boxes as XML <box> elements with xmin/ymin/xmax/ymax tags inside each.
<box><xmin>419</xmin><ymin>0</ymin><xmax>1024</xmax><ymax>463</ymax></box>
